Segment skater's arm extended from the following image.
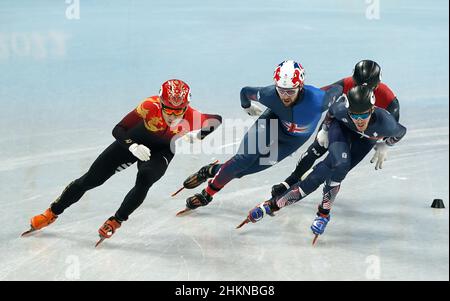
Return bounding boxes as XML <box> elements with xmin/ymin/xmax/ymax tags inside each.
<box><xmin>112</xmin><ymin>109</ymin><xmax>142</xmax><ymax>149</ymax></box>
<box><xmin>383</xmin><ymin>122</ymin><xmax>407</xmax><ymax>146</ymax></box>
<box><xmin>198</xmin><ymin>113</ymin><xmax>222</xmax><ymax>140</ymax></box>
<box><xmin>320</xmin><ymin>79</ymin><xmax>345</xmax><ymax>91</ymax></box>
<box><xmin>183</xmin><ymin>109</ymin><xmax>223</xmax><ymax>142</ymax></box>
<box><xmin>374</xmin><ymin>107</ymin><xmax>406</xmax><ymax>146</ymax></box>
<box><xmin>240</xmin><ymin>86</ymin><xmax>263</xmax><ymax>109</ymax></box>
<box><xmin>321</xmin><ymin>84</ymin><xmax>343</xmax><ymax>112</ymax></box>
<box><xmin>240</xmin><ymin>86</ymin><xmax>269</xmax><ymax>116</ymax></box>
<box><xmin>370</xmin><ymin>112</ymin><xmax>406</xmax><ymax>170</ymax></box>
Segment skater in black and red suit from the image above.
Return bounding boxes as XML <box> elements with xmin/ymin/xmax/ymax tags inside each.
<box><xmin>23</xmin><ymin>79</ymin><xmax>222</xmax><ymax>246</ymax></box>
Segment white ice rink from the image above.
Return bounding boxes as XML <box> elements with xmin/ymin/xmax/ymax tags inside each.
<box><xmin>0</xmin><ymin>0</ymin><xmax>448</xmax><ymax>280</ymax></box>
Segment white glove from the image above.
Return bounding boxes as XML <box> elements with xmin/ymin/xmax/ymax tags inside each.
<box><xmin>370</xmin><ymin>142</ymin><xmax>388</xmax><ymax>170</ymax></box>
<box><xmin>129</xmin><ymin>143</ymin><xmax>151</xmax><ymax>161</ymax></box>
<box><xmin>244</xmin><ymin>103</ymin><xmax>263</xmax><ymax>116</ymax></box>
<box><xmin>184</xmin><ymin>130</ymin><xmax>201</xmax><ymax>144</ymax></box>
<box><xmin>316</xmin><ymin>128</ymin><xmax>329</xmax><ymax>148</ymax></box>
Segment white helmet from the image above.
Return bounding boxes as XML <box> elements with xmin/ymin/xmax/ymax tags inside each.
<box><xmin>273</xmin><ymin>60</ymin><xmax>306</xmax><ymax>89</ymax></box>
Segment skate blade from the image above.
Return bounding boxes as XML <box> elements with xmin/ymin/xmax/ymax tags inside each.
<box><xmin>171</xmin><ymin>186</ymin><xmax>185</xmax><ymax>197</ymax></box>
<box><xmin>176</xmin><ymin>208</ymin><xmax>193</xmax><ymax>217</ymax></box>
<box><xmin>21</xmin><ymin>228</ymin><xmax>37</xmax><ymax>237</ymax></box>
<box><xmin>312</xmin><ymin>234</ymin><xmax>319</xmax><ymax>246</ymax></box>
<box><xmin>95</xmin><ymin>237</ymin><xmax>106</xmax><ymax>248</ymax></box>
<box><xmin>236</xmin><ymin>218</ymin><xmax>250</xmax><ymax>229</ymax></box>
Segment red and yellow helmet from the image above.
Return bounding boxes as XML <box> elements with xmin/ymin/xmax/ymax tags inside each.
<box><xmin>159</xmin><ymin>79</ymin><xmax>191</xmax><ymax>110</ymax></box>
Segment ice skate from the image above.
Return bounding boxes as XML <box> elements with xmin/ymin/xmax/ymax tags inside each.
<box><xmin>171</xmin><ymin>160</ymin><xmax>219</xmax><ymax>197</ymax></box>
<box><xmin>311</xmin><ymin>213</ymin><xmax>330</xmax><ymax>246</ymax></box>
<box><xmin>176</xmin><ymin>189</ymin><xmax>213</xmax><ymax>216</ymax></box>
<box><xmin>21</xmin><ymin>208</ymin><xmax>58</xmax><ymax>237</ymax></box>
<box><xmin>95</xmin><ymin>216</ymin><xmax>122</xmax><ymax>248</ymax></box>
<box><xmin>236</xmin><ymin>199</ymin><xmax>279</xmax><ymax>229</ymax></box>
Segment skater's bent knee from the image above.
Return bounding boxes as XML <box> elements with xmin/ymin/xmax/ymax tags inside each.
<box><xmin>231</xmin><ymin>154</ymin><xmax>259</xmax><ymax>169</ymax></box>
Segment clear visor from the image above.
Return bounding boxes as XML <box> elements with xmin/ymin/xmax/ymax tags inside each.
<box><xmin>276</xmin><ymin>86</ymin><xmax>299</xmax><ymax>96</ymax></box>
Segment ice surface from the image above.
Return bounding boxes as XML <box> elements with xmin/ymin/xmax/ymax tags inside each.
<box><xmin>0</xmin><ymin>0</ymin><xmax>448</xmax><ymax>280</ymax></box>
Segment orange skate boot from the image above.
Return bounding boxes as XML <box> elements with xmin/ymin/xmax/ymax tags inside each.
<box><xmin>22</xmin><ymin>208</ymin><xmax>58</xmax><ymax>236</ymax></box>
<box><xmin>95</xmin><ymin>216</ymin><xmax>122</xmax><ymax>248</ymax></box>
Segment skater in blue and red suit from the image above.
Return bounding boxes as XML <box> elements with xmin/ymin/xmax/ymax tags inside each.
<box><xmin>239</xmin><ymin>86</ymin><xmax>407</xmax><ymax>242</ymax></box>
<box><xmin>176</xmin><ymin>60</ymin><xmax>342</xmax><ymax>213</ymax></box>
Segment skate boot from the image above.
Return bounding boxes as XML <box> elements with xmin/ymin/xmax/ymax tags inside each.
<box><xmin>311</xmin><ymin>213</ymin><xmax>330</xmax><ymax>235</ymax></box>
<box><xmin>186</xmin><ymin>189</ymin><xmax>213</xmax><ymax>209</ymax></box>
<box><xmin>171</xmin><ymin>160</ymin><xmax>221</xmax><ymax>197</ymax></box>
<box><xmin>22</xmin><ymin>208</ymin><xmax>58</xmax><ymax>236</ymax></box>
<box><xmin>236</xmin><ymin>199</ymin><xmax>280</xmax><ymax>229</ymax></box>
<box><xmin>183</xmin><ymin>161</ymin><xmax>221</xmax><ymax>189</ymax></box>
<box><xmin>176</xmin><ymin>189</ymin><xmax>213</xmax><ymax>216</ymax></box>
<box><xmin>311</xmin><ymin>213</ymin><xmax>330</xmax><ymax>245</ymax></box>
<box><xmin>95</xmin><ymin>216</ymin><xmax>122</xmax><ymax>247</ymax></box>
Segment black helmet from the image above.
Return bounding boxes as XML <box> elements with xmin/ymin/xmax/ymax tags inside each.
<box><xmin>346</xmin><ymin>86</ymin><xmax>375</xmax><ymax>113</ymax></box>
<box><xmin>353</xmin><ymin>60</ymin><xmax>382</xmax><ymax>89</ymax></box>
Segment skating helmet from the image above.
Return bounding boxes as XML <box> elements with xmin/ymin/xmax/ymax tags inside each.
<box><xmin>159</xmin><ymin>79</ymin><xmax>191</xmax><ymax>109</ymax></box>
<box><xmin>346</xmin><ymin>85</ymin><xmax>376</xmax><ymax>113</ymax></box>
<box><xmin>353</xmin><ymin>60</ymin><xmax>382</xmax><ymax>89</ymax></box>
<box><xmin>273</xmin><ymin>60</ymin><xmax>305</xmax><ymax>89</ymax></box>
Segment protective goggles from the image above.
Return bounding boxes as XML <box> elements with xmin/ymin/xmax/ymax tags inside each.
<box><xmin>349</xmin><ymin>111</ymin><xmax>371</xmax><ymax>120</ymax></box>
<box><xmin>162</xmin><ymin>105</ymin><xmax>187</xmax><ymax>116</ymax></box>
<box><xmin>276</xmin><ymin>86</ymin><xmax>299</xmax><ymax>96</ymax></box>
